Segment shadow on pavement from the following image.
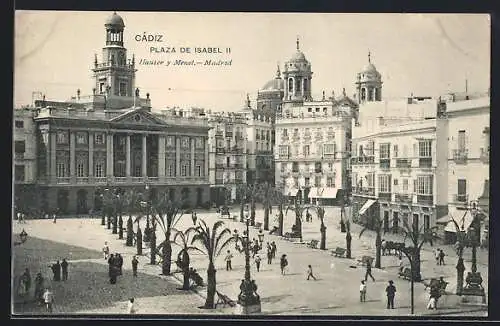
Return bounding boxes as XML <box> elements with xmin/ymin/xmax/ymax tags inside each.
<box><xmin>260</xmin><ymin>294</ymin><xmax>292</xmax><ymax>304</ymax></box>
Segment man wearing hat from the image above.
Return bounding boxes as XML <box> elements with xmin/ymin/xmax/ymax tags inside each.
<box><xmin>385</xmin><ymin>280</ymin><xmax>397</xmax><ymax>309</ymax></box>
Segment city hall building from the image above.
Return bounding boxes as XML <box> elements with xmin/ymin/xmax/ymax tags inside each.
<box><xmin>13</xmin><ymin>12</ymin><xmax>210</xmax><ymax>215</ymax></box>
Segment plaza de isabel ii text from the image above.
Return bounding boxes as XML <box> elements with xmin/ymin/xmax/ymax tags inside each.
<box><xmin>13</xmin><ymin>12</ymin><xmax>489</xmax><ymax>244</ymax></box>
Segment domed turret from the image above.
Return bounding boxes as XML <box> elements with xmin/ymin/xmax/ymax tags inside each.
<box><xmin>355</xmin><ymin>51</ymin><xmax>383</xmax><ymax>103</ymax></box>
<box><xmin>282</xmin><ymin>37</ymin><xmax>313</xmax><ymax>103</ymax></box>
<box><xmin>105</xmin><ymin>12</ymin><xmax>125</xmax><ymax>29</ymax></box>
<box><xmin>261</xmin><ymin>65</ymin><xmax>284</xmax><ymax>91</ymax></box>
<box><xmin>257</xmin><ymin>64</ymin><xmax>285</xmax><ymax>118</ymax></box>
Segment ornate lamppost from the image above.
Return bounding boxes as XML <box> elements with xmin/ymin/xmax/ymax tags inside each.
<box><xmin>235</xmin><ymin>208</ymin><xmax>261</xmax><ymax>314</ymax></box>
<box><xmin>257</xmin><ymin>229</ymin><xmax>264</xmax><ymax>249</ymax></box>
<box><xmin>460</xmin><ymin>200</ymin><xmax>486</xmax><ymax>303</ymax></box>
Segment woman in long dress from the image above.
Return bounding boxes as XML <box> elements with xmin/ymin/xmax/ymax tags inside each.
<box><xmin>17</xmin><ymin>276</ymin><xmax>28</xmax><ymax>298</ymax></box>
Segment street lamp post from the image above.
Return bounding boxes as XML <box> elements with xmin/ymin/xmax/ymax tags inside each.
<box><xmin>461</xmin><ymin>200</ymin><xmax>486</xmax><ymax>303</ymax></box>
<box><xmin>236</xmin><ymin>209</ymin><xmax>261</xmax><ymax>314</ymax></box>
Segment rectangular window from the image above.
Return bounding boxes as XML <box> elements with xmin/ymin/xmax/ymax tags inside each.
<box><xmin>303</xmin><ymin>145</ymin><xmax>310</xmax><ymax>157</ymax></box>
<box><xmin>282</xmin><ymin>129</ymin><xmax>288</xmax><ymax>136</ymax></box>
<box><xmin>458</xmin><ymin>130</ymin><xmax>466</xmax><ymax>150</ymax></box>
<box><xmin>168</xmin><ymin>164</ymin><xmax>175</xmax><ymax>177</ymax></box>
<box><xmin>315</xmin><ymin>176</ymin><xmax>322</xmax><ymax>187</ymax></box>
<box><xmin>458</xmin><ymin>179</ymin><xmax>467</xmax><ymax>195</ymax></box>
<box><xmin>76</xmin><ymin>132</ymin><xmax>87</xmax><ymax>144</ymax></box>
<box><xmin>196</xmin><ymin>138</ymin><xmax>204</xmax><ymax>149</ymax></box>
<box><xmin>181</xmin><ymin>138</ymin><xmax>190</xmax><ymax>148</ymax></box>
<box><xmin>56</xmin><ymin>162</ymin><xmax>67</xmax><ymax>178</ymax></box>
<box><xmin>378</xmin><ymin>174</ymin><xmax>391</xmax><ymax>193</ymax></box>
<box><xmin>196</xmin><ymin>165</ymin><xmax>202</xmax><ymax>177</ymax></box>
<box><xmin>15</xmin><ymin>120</ymin><xmax>24</xmax><ymax>128</ymax></box>
<box><xmin>280</xmin><ymin>163</ymin><xmax>285</xmax><ymax>173</ymax></box>
<box><xmin>57</xmin><ymin>131</ymin><xmax>68</xmax><ymax>144</ymax></box>
<box><xmin>379</xmin><ymin>143</ymin><xmax>390</xmax><ymax>159</ymax></box>
<box><xmin>181</xmin><ymin>165</ymin><xmax>188</xmax><ymax>176</ymax></box>
<box><xmin>100</xmin><ymin>82</ymin><xmax>106</xmax><ymax>94</ymax></box>
<box><xmin>314</xmin><ymin>162</ymin><xmax>322</xmax><ymax>173</ymax></box>
<box><xmin>304</xmin><ymin>177</ymin><xmax>310</xmax><ymax>187</ymax></box>
<box><xmin>417</xmin><ymin>175</ymin><xmax>433</xmax><ymax>195</ymax></box>
<box><xmin>402</xmin><ymin>179</ymin><xmax>408</xmax><ymax>192</ymax></box>
<box><xmin>279</xmin><ymin>145</ymin><xmax>289</xmax><ymax>157</ymax></box>
<box><xmin>119</xmin><ymin>82</ymin><xmax>127</xmax><ymax>96</ymax></box>
<box><xmin>15</xmin><ymin>165</ymin><xmax>25</xmax><ymax>181</ymax></box>
<box><xmin>393</xmin><ymin>145</ymin><xmax>398</xmax><ymax>158</ymax></box>
<box><xmin>15</xmin><ymin>141</ymin><xmax>25</xmax><ymax>153</ymax></box>
<box><xmin>366</xmin><ymin>173</ymin><xmax>375</xmax><ymax>188</ymax></box>
<box><xmin>326</xmin><ymin>177</ymin><xmax>334</xmax><ymax>187</ymax></box>
<box><xmin>94</xmin><ymin>161</ymin><xmax>104</xmax><ymax>177</ymax></box>
<box><xmin>424</xmin><ymin>215</ymin><xmax>430</xmax><ymax>231</ymax></box>
<box><xmin>419</xmin><ymin>140</ymin><xmax>432</xmax><ymax>157</ymax></box>
<box><xmin>292</xmin><ymin>162</ymin><xmax>299</xmax><ymax>172</ymax></box>
<box><xmin>95</xmin><ymin>133</ymin><xmax>105</xmax><ymax>145</ymax></box>
<box><xmin>76</xmin><ymin>161</ymin><xmax>86</xmax><ymax>177</ymax></box>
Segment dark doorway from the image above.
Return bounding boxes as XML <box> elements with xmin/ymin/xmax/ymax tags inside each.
<box><xmin>413</xmin><ymin>213</ymin><xmax>420</xmax><ymax>231</ymax></box>
<box><xmin>424</xmin><ymin>214</ymin><xmax>430</xmax><ymax>232</ymax></box>
<box><xmin>76</xmin><ymin>189</ymin><xmax>88</xmax><ymax>214</ymax></box>
<box><xmin>296</xmin><ymin>189</ymin><xmax>302</xmax><ymax>204</ymax></box>
<box><xmin>383</xmin><ymin>211</ymin><xmax>389</xmax><ymax>232</ymax></box>
<box><xmin>94</xmin><ymin>189</ymin><xmax>103</xmax><ymax>212</ymax></box>
<box><xmin>392</xmin><ymin>211</ymin><xmax>399</xmax><ymax>233</ymax></box>
<box><xmin>169</xmin><ymin>188</ymin><xmax>176</xmax><ymax>202</ymax></box>
<box><xmin>197</xmin><ymin>188</ymin><xmax>203</xmax><ymax>207</ymax></box>
<box><xmin>57</xmin><ymin>190</ymin><xmax>69</xmax><ymax>214</ymax></box>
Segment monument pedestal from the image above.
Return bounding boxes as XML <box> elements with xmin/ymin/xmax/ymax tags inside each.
<box><xmin>235</xmin><ymin>303</ymin><xmax>261</xmax><ymax>315</ymax></box>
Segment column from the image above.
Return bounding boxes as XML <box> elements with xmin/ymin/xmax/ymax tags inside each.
<box><xmin>126</xmin><ymin>134</ymin><xmax>131</xmax><ymax>177</ymax></box>
<box><xmin>142</xmin><ymin>134</ymin><xmax>147</xmax><ymax>177</ymax></box>
<box><xmin>50</xmin><ymin>132</ymin><xmax>57</xmax><ymax>183</ymax></box>
<box><xmin>158</xmin><ymin>135</ymin><xmax>166</xmax><ymax>178</ymax></box>
<box><xmin>70</xmin><ymin>132</ymin><xmax>76</xmax><ymax>181</ymax></box>
<box><xmin>190</xmin><ymin>138</ymin><xmax>195</xmax><ymax>177</ymax></box>
<box><xmin>176</xmin><ymin>137</ymin><xmax>181</xmax><ymax>177</ymax></box>
<box><xmin>292</xmin><ymin>77</ymin><xmax>296</xmax><ymax>96</ymax></box>
<box><xmin>88</xmin><ymin>132</ymin><xmax>94</xmax><ymax>178</ymax></box>
<box><xmin>302</xmin><ymin>77</ymin><xmax>305</xmax><ymax>96</ymax></box>
<box><xmin>204</xmin><ymin>137</ymin><xmax>209</xmax><ymax>180</ymax></box>
<box><xmin>106</xmin><ymin>133</ymin><xmax>114</xmax><ymax>178</ymax></box>
<box><xmin>44</xmin><ymin>131</ymin><xmax>51</xmax><ymax>180</ymax></box>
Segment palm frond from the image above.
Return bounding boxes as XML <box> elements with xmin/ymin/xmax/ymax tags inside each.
<box><xmin>215</xmin><ymin>233</ymin><xmax>236</xmax><ymax>257</ymax></box>
<box><xmin>214</xmin><ymin>227</ymin><xmax>232</xmax><ymax>256</ymax></box>
<box><xmin>359</xmin><ymin>227</ymin><xmax>368</xmax><ymax>238</ymax></box>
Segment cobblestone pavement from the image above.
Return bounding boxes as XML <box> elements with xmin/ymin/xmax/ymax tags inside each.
<box><xmin>12</xmin><ymin>206</ymin><xmax>488</xmax><ymax>316</ymax></box>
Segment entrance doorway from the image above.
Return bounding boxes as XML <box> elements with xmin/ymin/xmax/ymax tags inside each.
<box><xmin>197</xmin><ymin>188</ymin><xmax>203</xmax><ymax>207</ymax></box>
<box><xmin>57</xmin><ymin>190</ymin><xmax>69</xmax><ymax>214</ymax></box>
<box><xmin>76</xmin><ymin>189</ymin><xmax>88</xmax><ymax>214</ymax></box>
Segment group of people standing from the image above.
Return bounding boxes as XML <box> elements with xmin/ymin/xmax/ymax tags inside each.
<box><xmin>50</xmin><ymin>259</ymin><xmax>69</xmax><ymax>282</ymax></box>
<box><xmin>17</xmin><ymin>267</ymin><xmax>56</xmax><ymax>313</ymax></box>
<box><xmin>107</xmin><ymin>253</ymin><xmax>124</xmax><ymax>284</ymax></box>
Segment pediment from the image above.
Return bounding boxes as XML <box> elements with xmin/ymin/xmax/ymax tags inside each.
<box><xmin>111</xmin><ymin>109</ymin><xmax>167</xmax><ymax>126</ymax></box>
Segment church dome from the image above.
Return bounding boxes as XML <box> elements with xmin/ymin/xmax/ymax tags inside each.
<box><xmin>290</xmin><ymin>51</ymin><xmax>307</xmax><ymax>62</ymax></box>
<box><xmin>105</xmin><ymin>12</ymin><xmax>125</xmax><ymax>28</ymax></box>
<box><xmin>261</xmin><ymin>77</ymin><xmax>284</xmax><ymax>91</ymax></box>
<box><xmin>362</xmin><ymin>62</ymin><xmax>378</xmax><ymax>73</ymax></box>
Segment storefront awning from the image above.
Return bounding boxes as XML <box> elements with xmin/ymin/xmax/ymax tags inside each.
<box><xmin>287</xmin><ymin>188</ymin><xmax>299</xmax><ymax>197</ymax></box>
<box><xmin>308</xmin><ymin>187</ymin><xmax>321</xmax><ymax>198</ymax></box>
<box><xmin>321</xmin><ymin>188</ymin><xmax>339</xmax><ymax>199</ymax></box>
<box><xmin>444</xmin><ymin>207</ymin><xmax>474</xmax><ymax>233</ymax></box>
<box><xmin>359</xmin><ymin>199</ymin><xmax>377</xmax><ymax>215</ymax></box>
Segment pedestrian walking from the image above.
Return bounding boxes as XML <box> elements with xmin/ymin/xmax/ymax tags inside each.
<box><xmin>192</xmin><ymin>212</ymin><xmax>197</xmax><ymax>225</ymax></box>
<box><xmin>427</xmin><ymin>285</ymin><xmax>440</xmax><ymax>310</ymax></box>
<box><xmin>385</xmin><ymin>280</ymin><xmax>396</xmax><ymax>309</ymax></box>
<box><xmin>61</xmin><ymin>259</ymin><xmax>69</xmax><ymax>281</ymax></box>
<box><xmin>439</xmin><ymin>249</ymin><xmax>446</xmax><ymax>265</ymax></box>
<box><xmin>17</xmin><ymin>212</ymin><xmax>21</xmax><ymax>223</ymax></box>
<box><xmin>50</xmin><ymin>261</ymin><xmax>61</xmax><ymax>282</ymax></box>
<box><xmin>306</xmin><ymin>265</ymin><xmax>317</xmax><ymax>280</ymax></box>
<box><xmin>103</xmin><ymin>242</ymin><xmax>110</xmax><ymax>260</ymax></box>
<box><xmin>435</xmin><ymin>248</ymin><xmax>440</xmax><ymax>265</ymax></box>
<box><xmin>21</xmin><ymin>213</ymin><xmax>26</xmax><ymax>224</ymax></box>
<box><xmin>53</xmin><ymin>213</ymin><xmax>57</xmax><ymax>224</ymax></box>
<box><xmin>128</xmin><ymin>298</ymin><xmax>136</xmax><ymax>314</ymax></box>
<box><xmin>43</xmin><ymin>288</ymin><xmax>55</xmax><ymax>313</ymax></box>
<box><xmin>34</xmin><ymin>273</ymin><xmax>44</xmax><ymax>305</ymax></box>
<box><xmin>116</xmin><ymin>253</ymin><xmax>124</xmax><ymax>276</ymax></box>
<box><xmin>398</xmin><ymin>256</ymin><xmax>404</xmax><ymax>273</ymax></box>
<box><xmin>364</xmin><ymin>259</ymin><xmax>375</xmax><ymax>282</ymax></box>
<box><xmin>108</xmin><ymin>254</ymin><xmax>118</xmax><ymax>284</ymax></box>
<box><xmin>22</xmin><ymin>268</ymin><xmax>32</xmax><ymax>295</ymax></box>
<box><xmin>255</xmin><ymin>254</ymin><xmax>261</xmax><ymax>272</ymax></box>
<box><xmin>359</xmin><ymin>280</ymin><xmax>367</xmax><ymax>302</ymax></box>
<box><xmin>280</xmin><ymin>254</ymin><xmax>288</xmax><ymax>275</ymax></box>
<box><xmin>132</xmin><ymin>255</ymin><xmax>139</xmax><ymax>277</ymax></box>
<box><xmin>267</xmin><ymin>248</ymin><xmax>273</xmax><ymax>264</ymax></box>
<box><xmin>381</xmin><ymin>239</ymin><xmax>387</xmax><ymax>256</ymax></box>
<box><xmin>271</xmin><ymin>241</ymin><xmax>277</xmax><ymax>259</ymax></box>
<box><xmin>225</xmin><ymin>250</ymin><xmax>233</xmax><ymax>271</ymax></box>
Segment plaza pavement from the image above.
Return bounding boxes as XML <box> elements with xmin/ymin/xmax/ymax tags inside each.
<box><xmin>12</xmin><ymin>205</ymin><xmax>488</xmax><ymax>316</ymax></box>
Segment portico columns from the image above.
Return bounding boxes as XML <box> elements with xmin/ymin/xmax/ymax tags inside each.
<box><xmin>142</xmin><ymin>134</ymin><xmax>147</xmax><ymax>177</ymax></box>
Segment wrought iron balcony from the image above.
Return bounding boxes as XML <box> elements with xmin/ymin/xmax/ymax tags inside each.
<box><xmin>395</xmin><ymin>193</ymin><xmax>412</xmax><ymax>203</ymax></box>
<box><xmin>453</xmin><ymin>149</ymin><xmax>468</xmax><ymax>164</ymax></box>
<box><xmin>480</xmin><ymin>147</ymin><xmax>489</xmax><ymax>164</ymax></box>
<box><xmin>453</xmin><ymin>193</ymin><xmax>469</xmax><ymax>203</ymax></box>
<box><xmin>352</xmin><ymin>187</ymin><xmax>375</xmax><ymax>196</ymax></box>
<box><xmin>396</xmin><ymin>158</ymin><xmax>412</xmax><ymax>169</ymax></box>
<box><xmin>378</xmin><ymin>192</ymin><xmax>392</xmax><ymax>201</ymax></box>
<box><xmin>56</xmin><ymin>177</ymin><xmax>71</xmax><ymax>184</ymax></box>
<box><xmin>417</xmin><ymin>194</ymin><xmax>433</xmax><ymax>205</ymax></box>
<box><xmin>419</xmin><ymin>157</ymin><xmax>432</xmax><ymax>168</ymax></box>
<box><xmin>379</xmin><ymin>159</ymin><xmax>390</xmax><ymax>169</ymax></box>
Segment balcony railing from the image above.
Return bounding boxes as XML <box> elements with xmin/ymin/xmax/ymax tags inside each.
<box><xmin>396</xmin><ymin>159</ymin><xmax>412</xmax><ymax>168</ymax></box>
<box><xmin>395</xmin><ymin>193</ymin><xmax>412</xmax><ymax>203</ymax></box>
<box><xmin>419</xmin><ymin>157</ymin><xmax>432</xmax><ymax>168</ymax></box>
<box><xmin>417</xmin><ymin>194</ymin><xmax>433</xmax><ymax>205</ymax></box>
<box><xmin>234</xmin><ymin>179</ymin><xmax>244</xmax><ymax>184</ymax></box>
<box><xmin>379</xmin><ymin>159</ymin><xmax>390</xmax><ymax>169</ymax></box>
<box><xmin>216</xmin><ymin>148</ymin><xmax>225</xmax><ymax>154</ymax></box>
<box><xmin>225</xmin><ymin>132</ymin><xmax>233</xmax><ymax>138</ymax></box>
<box><xmin>131</xmin><ymin>177</ymin><xmax>143</xmax><ymax>183</ymax></box>
<box><xmin>215</xmin><ymin>131</ymin><xmax>223</xmax><ymax>137</ymax></box>
<box><xmin>353</xmin><ymin>187</ymin><xmax>375</xmax><ymax>196</ymax></box>
<box><xmin>114</xmin><ymin>177</ymin><xmax>127</xmax><ymax>183</ymax></box>
<box><xmin>75</xmin><ymin>177</ymin><xmax>89</xmax><ymax>184</ymax></box>
<box><xmin>453</xmin><ymin>194</ymin><xmax>468</xmax><ymax>203</ymax></box>
<box><xmin>281</xmin><ymin>135</ymin><xmax>289</xmax><ymax>141</ymax></box>
<box><xmin>453</xmin><ymin>149</ymin><xmax>468</xmax><ymax>164</ymax></box>
<box><xmin>480</xmin><ymin>147</ymin><xmax>489</xmax><ymax>163</ymax></box>
<box><xmin>56</xmin><ymin>177</ymin><xmax>71</xmax><ymax>184</ymax></box>
<box><xmin>95</xmin><ymin>177</ymin><xmax>107</xmax><ymax>184</ymax></box>
<box><xmin>378</xmin><ymin>192</ymin><xmax>392</xmax><ymax>201</ymax></box>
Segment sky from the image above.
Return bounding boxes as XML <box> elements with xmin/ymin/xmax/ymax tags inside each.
<box><xmin>14</xmin><ymin>11</ymin><xmax>490</xmax><ymax>112</ymax></box>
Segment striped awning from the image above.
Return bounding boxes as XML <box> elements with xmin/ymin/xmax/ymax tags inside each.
<box><xmin>359</xmin><ymin>199</ymin><xmax>377</xmax><ymax>215</ymax></box>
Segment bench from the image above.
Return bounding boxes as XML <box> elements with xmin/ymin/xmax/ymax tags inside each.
<box><xmin>216</xmin><ymin>291</ymin><xmax>237</xmax><ymax>308</ymax></box>
<box><xmin>331</xmin><ymin>247</ymin><xmax>346</xmax><ymax>258</ymax></box>
<box><xmin>357</xmin><ymin>255</ymin><xmax>373</xmax><ymax>266</ymax></box>
<box><xmin>398</xmin><ymin>267</ymin><xmax>412</xmax><ymax>280</ymax></box>
<box><xmin>307</xmin><ymin>239</ymin><xmax>319</xmax><ymax>249</ymax></box>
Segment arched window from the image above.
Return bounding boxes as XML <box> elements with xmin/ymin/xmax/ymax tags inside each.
<box><xmin>303</xmin><ymin>78</ymin><xmax>308</xmax><ymax>92</ymax></box>
<box><xmin>295</xmin><ymin>78</ymin><xmax>301</xmax><ymax>94</ymax></box>
<box><xmin>361</xmin><ymin>88</ymin><xmax>366</xmax><ymax>101</ymax></box>
<box><xmin>288</xmin><ymin>78</ymin><xmax>293</xmax><ymax>92</ymax></box>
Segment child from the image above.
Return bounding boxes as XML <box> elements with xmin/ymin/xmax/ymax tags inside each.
<box><xmin>306</xmin><ymin>264</ymin><xmax>317</xmax><ymax>280</ymax></box>
<box><xmin>103</xmin><ymin>242</ymin><xmax>110</xmax><ymax>260</ymax></box>
<box><xmin>359</xmin><ymin>280</ymin><xmax>367</xmax><ymax>302</ymax></box>
<box><xmin>280</xmin><ymin>254</ymin><xmax>288</xmax><ymax>275</ymax></box>
<box><xmin>255</xmin><ymin>254</ymin><xmax>261</xmax><ymax>272</ymax></box>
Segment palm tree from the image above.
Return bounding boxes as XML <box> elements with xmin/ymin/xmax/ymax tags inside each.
<box><xmin>307</xmin><ymin>205</ymin><xmax>327</xmax><ymax>250</ymax></box>
<box><xmin>171</xmin><ymin>228</ymin><xmax>198</xmax><ymax>290</ymax></box>
<box><xmin>153</xmin><ymin>194</ymin><xmax>186</xmax><ymax>275</ymax></box>
<box><xmin>285</xmin><ymin>200</ymin><xmax>305</xmax><ymax>242</ymax></box>
<box><xmin>345</xmin><ymin>220</ymin><xmax>352</xmax><ymax>258</ymax></box>
<box><xmin>259</xmin><ymin>182</ymin><xmax>273</xmax><ymax>231</ymax></box>
<box><xmin>125</xmin><ymin>189</ymin><xmax>140</xmax><ymax>247</ymax></box>
<box><xmin>237</xmin><ymin>184</ymin><xmax>247</xmax><ymax>223</ymax></box>
<box><xmin>189</xmin><ymin>219</ymin><xmax>234</xmax><ymax>309</ymax></box>
<box><xmin>359</xmin><ymin>214</ymin><xmax>384</xmax><ymax>269</ymax></box>
<box><xmin>272</xmin><ymin>186</ymin><xmax>287</xmax><ymax>236</ymax></box>
<box><xmin>249</xmin><ymin>185</ymin><xmax>258</xmax><ymax>226</ymax></box>
<box><xmin>450</xmin><ymin>213</ymin><xmax>468</xmax><ymax>294</ymax></box>
<box><xmin>399</xmin><ymin>217</ymin><xmax>438</xmax><ymax>314</ymax></box>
